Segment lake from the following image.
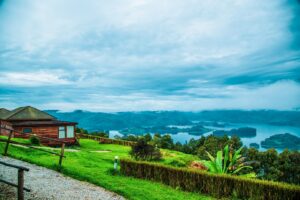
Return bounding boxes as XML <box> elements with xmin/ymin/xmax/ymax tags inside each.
<box><xmin>109</xmin><ymin>123</ymin><xmax>300</xmax><ymax>151</ymax></box>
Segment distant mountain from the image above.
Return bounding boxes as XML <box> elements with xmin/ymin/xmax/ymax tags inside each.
<box><xmin>45</xmin><ymin>110</ymin><xmax>300</xmax><ymax>131</ymax></box>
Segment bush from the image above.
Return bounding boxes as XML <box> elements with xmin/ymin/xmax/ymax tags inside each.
<box><xmin>90</xmin><ymin>131</ymin><xmax>109</xmax><ymax>138</ymax></box>
<box><xmin>130</xmin><ymin>138</ymin><xmax>162</xmax><ymax>161</ymax></box>
<box><xmin>30</xmin><ymin>135</ymin><xmax>40</xmax><ymax>145</ymax></box>
<box><xmin>120</xmin><ymin>159</ymin><xmax>300</xmax><ymax>200</ymax></box>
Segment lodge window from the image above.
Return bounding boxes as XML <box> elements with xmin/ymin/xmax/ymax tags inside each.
<box><xmin>59</xmin><ymin>126</ymin><xmax>74</xmax><ymax>139</ymax></box>
<box><xmin>67</xmin><ymin>126</ymin><xmax>74</xmax><ymax>138</ymax></box>
<box><xmin>58</xmin><ymin>126</ymin><xmax>66</xmax><ymax>138</ymax></box>
<box><xmin>22</xmin><ymin>128</ymin><xmax>32</xmax><ymax>134</ymax></box>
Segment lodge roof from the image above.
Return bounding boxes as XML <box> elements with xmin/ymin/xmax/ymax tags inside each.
<box><xmin>1</xmin><ymin>106</ymin><xmax>56</xmax><ymax>121</ymax></box>
<box><xmin>12</xmin><ymin>120</ymin><xmax>77</xmax><ymax>126</ymax></box>
<box><xmin>0</xmin><ymin>108</ymin><xmax>10</xmax><ymax>119</ymax></box>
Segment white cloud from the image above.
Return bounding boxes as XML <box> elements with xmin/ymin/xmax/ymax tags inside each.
<box><xmin>0</xmin><ymin>0</ymin><xmax>299</xmax><ymax>111</ymax></box>
<box><xmin>16</xmin><ymin>80</ymin><xmax>297</xmax><ymax>112</ymax></box>
<box><xmin>0</xmin><ymin>71</ymin><xmax>71</xmax><ymax>87</ymax></box>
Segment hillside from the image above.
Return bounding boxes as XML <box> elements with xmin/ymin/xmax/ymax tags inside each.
<box><xmin>45</xmin><ymin>110</ymin><xmax>300</xmax><ymax>131</ymax></box>
<box><xmin>0</xmin><ymin>137</ymin><xmax>211</xmax><ymax>200</ymax></box>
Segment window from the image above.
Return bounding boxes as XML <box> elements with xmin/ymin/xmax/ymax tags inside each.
<box><xmin>67</xmin><ymin>126</ymin><xmax>74</xmax><ymax>138</ymax></box>
<box><xmin>23</xmin><ymin>128</ymin><xmax>32</xmax><ymax>134</ymax></box>
<box><xmin>59</xmin><ymin>126</ymin><xmax>66</xmax><ymax>138</ymax></box>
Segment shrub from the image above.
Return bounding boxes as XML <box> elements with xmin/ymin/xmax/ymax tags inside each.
<box><xmin>30</xmin><ymin>135</ymin><xmax>40</xmax><ymax>146</ymax></box>
<box><xmin>90</xmin><ymin>132</ymin><xmax>109</xmax><ymax>138</ymax></box>
<box><xmin>204</xmin><ymin>145</ymin><xmax>254</xmax><ymax>176</ymax></box>
<box><xmin>130</xmin><ymin>138</ymin><xmax>162</xmax><ymax>161</ymax></box>
<box><xmin>120</xmin><ymin>159</ymin><xmax>300</xmax><ymax>200</ymax></box>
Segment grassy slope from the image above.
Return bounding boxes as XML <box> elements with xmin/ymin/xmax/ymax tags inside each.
<box><xmin>0</xmin><ymin>138</ymin><xmax>213</xmax><ymax>200</ymax></box>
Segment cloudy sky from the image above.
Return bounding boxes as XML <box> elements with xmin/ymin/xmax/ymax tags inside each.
<box><xmin>0</xmin><ymin>0</ymin><xmax>299</xmax><ymax>111</ymax></box>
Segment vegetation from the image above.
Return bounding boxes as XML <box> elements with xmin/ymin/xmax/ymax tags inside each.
<box><xmin>0</xmin><ymin>135</ymin><xmax>31</xmax><ymax>144</ymax></box>
<box><xmin>246</xmin><ymin>148</ymin><xmax>300</xmax><ymax>184</ymax></box>
<box><xmin>46</xmin><ymin>110</ymin><xmax>300</xmax><ymax>131</ymax></box>
<box><xmin>76</xmin><ymin>127</ymin><xmax>109</xmax><ymax>138</ymax></box>
<box><xmin>121</xmin><ymin>134</ymin><xmax>243</xmax><ymax>160</ymax></box>
<box><xmin>120</xmin><ymin>159</ymin><xmax>300</xmax><ymax>200</ymax></box>
<box><xmin>204</xmin><ymin>145</ymin><xmax>254</xmax><ymax>177</ymax></box>
<box><xmin>29</xmin><ymin>135</ymin><xmax>40</xmax><ymax>145</ymax></box>
<box><xmin>0</xmin><ymin>137</ymin><xmax>211</xmax><ymax>200</ymax></box>
<box><xmin>120</xmin><ymin>125</ymin><xmax>210</xmax><ymax>136</ymax></box>
<box><xmin>1</xmin><ymin>132</ymin><xmax>299</xmax><ymax>199</ymax></box>
<box><xmin>213</xmin><ymin>127</ymin><xmax>256</xmax><ymax>137</ymax></box>
<box><xmin>130</xmin><ymin>138</ymin><xmax>161</xmax><ymax>161</ymax></box>
<box><xmin>121</xmin><ymin>133</ymin><xmax>300</xmax><ymax>185</ymax></box>
<box><xmin>260</xmin><ymin>133</ymin><xmax>300</xmax><ymax>150</ymax></box>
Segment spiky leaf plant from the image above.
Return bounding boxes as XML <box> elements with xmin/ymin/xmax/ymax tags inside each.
<box><xmin>204</xmin><ymin>145</ymin><xmax>255</xmax><ymax>177</ymax></box>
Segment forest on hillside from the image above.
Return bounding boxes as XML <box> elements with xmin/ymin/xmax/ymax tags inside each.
<box><xmin>46</xmin><ymin>110</ymin><xmax>300</xmax><ymax>131</ymax></box>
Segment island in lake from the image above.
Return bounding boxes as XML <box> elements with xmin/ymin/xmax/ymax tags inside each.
<box><xmin>213</xmin><ymin>127</ymin><xmax>256</xmax><ymax>137</ymax></box>
<box><xmin>120</xmin><ymin>125</ymin><xmax>210</xmax><ymax>136</ymax></box>
<box><xmin>249</xmin><ymin>143</ymin><xmax>260</xmax><ymax>149</ymax></box>
<box><xmin>261</xmin><ymin>133</ymin><xmax>300</xmax><ymax>150</ymax></box>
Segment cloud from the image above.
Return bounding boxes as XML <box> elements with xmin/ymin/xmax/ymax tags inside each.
<box><xmin>0</xmin><ymin>71</ymin><xmax>72</xmax><ymax>86</ymax></box>
<box><xmin>0</xmin><ymin>0</ymin><xmax>299</xmax><ymax>111</ymax></box>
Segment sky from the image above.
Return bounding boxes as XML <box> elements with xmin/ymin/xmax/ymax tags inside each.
<box><xmin>0</xmin><ymin>0</ymin><xmax>300</xmax><ymax>112</ymax></box>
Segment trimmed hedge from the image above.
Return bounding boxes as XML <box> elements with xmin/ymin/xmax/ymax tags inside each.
<box><xmin>78</xmin><ymin>133</ymin><xmax>135</xmax><ymax>146</ymax></box>
<box><xmin>120</xmin><ymin>159</ymin><xmax>300</xmax><ymax>200</ymax></box>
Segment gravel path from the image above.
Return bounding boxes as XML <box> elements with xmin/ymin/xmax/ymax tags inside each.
<box><xmin>0</xmin><ymin>156</ymin><xmax>125</xmax><ymax>200</ymax></box>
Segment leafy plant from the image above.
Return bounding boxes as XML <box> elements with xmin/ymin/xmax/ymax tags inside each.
<box><xmin>204</xmin><ymin>145</ymin><xmax>254</xmax><ymax>176</ymax></box>
<box><xmin>29</xmin><ymin>135</ymin><xmax>40</xmax><ymax>146</ymax></box>
<box><xmin>130</xmin><ymin>138</ymin><xmax>162</xmax><ymax>161</ymax></box>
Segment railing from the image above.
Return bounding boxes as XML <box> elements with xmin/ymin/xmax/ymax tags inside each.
<box><xmin>0</xmin><ymin>127</ymin><xmax>66</xmax><ymax>171</ymax></box>
<box><xmin>78</xmin><ymin>133</ymin><xmax>136</xmax><ymax>146</ymax></box>
<box><xmin>0</xmin><ymin>160</ymin><xmax>30</xmax><ymax>200</ymax></box>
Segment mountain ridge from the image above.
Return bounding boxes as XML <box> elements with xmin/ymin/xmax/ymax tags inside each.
<box><xmin>44</xmin><ymin>110</ymin><xmax>300</xmax><ymax>131</ymax></box>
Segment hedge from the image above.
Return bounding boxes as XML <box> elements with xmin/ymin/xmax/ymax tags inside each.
<box><xmin>120</xmin><ymin>159</ymin><xmax>300</xmax><ymax>200</ymax></box>
<box><xmin>78</xmin><ymin>133</ymin><xmax>135</xmax><ymax>146</ymax></box>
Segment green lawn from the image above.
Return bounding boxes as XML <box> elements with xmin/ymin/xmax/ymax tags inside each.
<box><xmin>0</xmin><ymin>138</ymin><xmax>213</xmax><ymax>200</ymax></box>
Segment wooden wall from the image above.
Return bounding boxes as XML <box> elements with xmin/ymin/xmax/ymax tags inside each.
<box><xmin>0</xmin><ymin>120</ymin><xmax>13</xmax><ymax>136</ymax></box>
<box><xmin>13</xmin><ymin>126</ymin><xmax>76</xmax><ymax>146</ymax></box>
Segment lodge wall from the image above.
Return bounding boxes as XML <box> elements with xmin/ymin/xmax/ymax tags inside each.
<box><xmin>0</xmin><ymin>120</ymin><xmax>13</xmax><ymax>136</ymax></box>
<box><xmin>13</xmin><ymin>126</ymin><xmax>76</xmax><ymax>146</ymax></box>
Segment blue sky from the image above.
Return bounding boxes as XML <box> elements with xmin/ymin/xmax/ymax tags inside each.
<box><xmin>0</xmin><ymin>0</ymin><xmax>299</xmax><ymax>111</ymax></box>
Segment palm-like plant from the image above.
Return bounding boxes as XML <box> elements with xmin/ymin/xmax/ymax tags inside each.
<box><xmin>204</xmin><ymin>145</ymin><xmax>255</xmax><ymax>177</ymax></box>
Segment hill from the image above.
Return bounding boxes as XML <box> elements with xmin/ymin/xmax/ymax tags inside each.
<box><xmin>45</xmin><ymin>110</ymin><xmax>300</xmax><ymax>131</ymax></box>
<box><xmin>0</xmin><ymin>137</ymin><xmax>210</xmax><ymax>200</ymax></box>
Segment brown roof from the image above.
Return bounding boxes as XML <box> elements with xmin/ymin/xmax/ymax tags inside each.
<box><xmin>4</xmin><ymin>106</ymin><xmax>56</xmax><ymax>121</ymax></box>
<box><xmin>12</xmin><ymin>120</ymin><xmax>77</xmax><ymax>127</ymax></box>
<box><xmin>0</xmin><ymin>108</ymin><xmax>10</xmax><ymax>120</ymax></box>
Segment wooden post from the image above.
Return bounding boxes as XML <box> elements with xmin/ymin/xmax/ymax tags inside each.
<box><xmin>17</xmin><ymin>169</ymin><xmax>24</xmax><ymax>200</ymax></box>
<box><xmin>58</xmin><ymin>143</ymin><xmax>65</xmax><ymax>171</ymax></box>
<box><xmin>4</xmin><ymin>130</ymin><xmax>13</xmax><ymax>156</ymax></box>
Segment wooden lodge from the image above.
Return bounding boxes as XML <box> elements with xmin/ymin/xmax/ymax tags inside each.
<box><xmin>0</xmin><ymin>106</ymin><xmax>77</xmax><ymax>146</ymax></box>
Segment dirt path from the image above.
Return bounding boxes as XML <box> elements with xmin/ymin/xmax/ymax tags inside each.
<box><xmin>0</xmin><ymin>156</ymin><xmax>125</xmax><ymax>200</ymax></box>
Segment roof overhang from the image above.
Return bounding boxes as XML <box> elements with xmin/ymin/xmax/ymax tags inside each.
<box><xmin>11</xmin><ymin>120</ymin><xmax>78</xmax><ymax>127</ymax></box>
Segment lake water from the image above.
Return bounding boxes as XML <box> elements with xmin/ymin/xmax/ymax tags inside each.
<box><xmin>109</xmin><ymin>123</ymin><xmax>300</xmax><ymax>151</ymax></box>
<box><xmin>205</xmin><ymin>123</ymin><xmax>300</xmax><ymax>151</ymax></box>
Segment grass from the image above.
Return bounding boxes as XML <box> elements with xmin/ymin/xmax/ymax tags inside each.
<box><xmin>0</xmin><ymin>135</ymin><xmax>31</xmax><ymax>144</ymax></box>
<box><xmin>0</xmin><ymin>137</ymin><xmax>213</xmax><ymax>200</ymax></box>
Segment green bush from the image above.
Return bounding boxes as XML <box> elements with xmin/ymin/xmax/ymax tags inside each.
<box><xmin>120</xmin><ymin>159</ymin><xmax>300</xmax><ymax>200</ymax></box>
<box><xmin>130</xmin><ymin>138</ymin><xmax>162</xmax><ymax>161</ymax></box>
<box><xmin>29</xmin><ymin>135</ymin><xmax>40</xmax><ymax>146</ymax></box>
